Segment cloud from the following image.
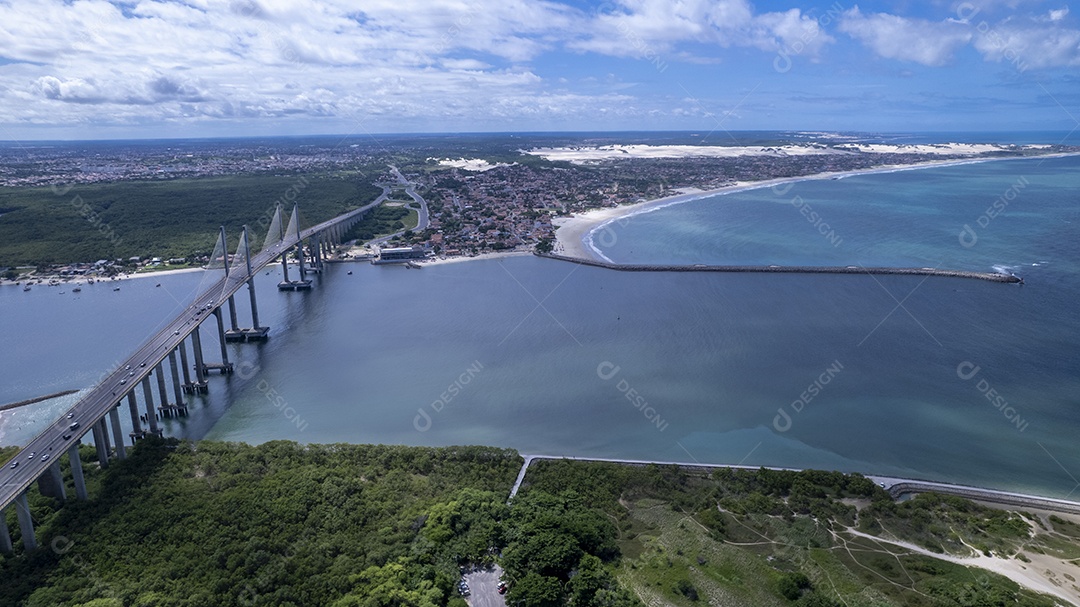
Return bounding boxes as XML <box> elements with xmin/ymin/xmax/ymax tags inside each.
<box><xmin>838</xmin><ymin>8</ymin><xmax>972</xmax><ymax>66</ymax></box>
<box><xmin>570</xmin><ymin>0</ymin><xmax>836</xmax><ymax>59</ymax></box>
<box><xmin>971</xmin><ymin>16</ymin><xmax>1080</xmax><ymax>69</ymax></box>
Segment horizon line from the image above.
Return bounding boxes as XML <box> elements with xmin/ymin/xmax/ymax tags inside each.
<box><xmin>2</xmin><ymin>128</ymin><xmax>1077</xmax><ymax>145</ymax></box>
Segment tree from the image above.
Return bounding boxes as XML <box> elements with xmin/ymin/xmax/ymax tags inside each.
<box><xmin>507</xmin><ymin>573</ymin><xmax>563</xmax><ymax>607</ymax></box>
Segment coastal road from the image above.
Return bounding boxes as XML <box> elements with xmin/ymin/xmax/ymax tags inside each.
<box><xmin>0</xmin><ymin>197</ymin><xmax>385</xmax><ymax>513</ymax></box>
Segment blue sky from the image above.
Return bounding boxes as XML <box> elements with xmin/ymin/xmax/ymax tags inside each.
<box><xmin>0</xmin><ymin>0</ymin><xmax>1077</xmax><ymax>139</ymax></box>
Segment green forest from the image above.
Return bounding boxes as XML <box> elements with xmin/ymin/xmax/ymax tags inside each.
<box><xmin>343</xmin><ymin>204</ymin><xmax>412</xmax><ymax>242</ymax></box>
<box><xmin>0</xmin><ymin>173</ymin><xmax>383</xmax><ymax>267</ymax></box>
<box><xmin>0</xmin><ymin>442</ymin><xmax>1073</xmax><ymax>607</ymax></box>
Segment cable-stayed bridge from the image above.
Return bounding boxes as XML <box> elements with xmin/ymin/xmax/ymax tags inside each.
<box><xmin>0</xmin><ymin>198</ymin><xmax>380</xmax><ymax>552</ymax></box>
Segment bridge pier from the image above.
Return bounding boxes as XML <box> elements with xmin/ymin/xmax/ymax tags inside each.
<box><xmin>141</xmin><ymin>377</ymin><xmax>162</xmax><ymax>436</ymax></box>
<box><xmin>98</xmin><ymin>409</ymin><xmax>112</xmax><ymax>455</ymax></box>
<box><xmin>191</xmin><ymin>326</ymin><xmax>209</xmax><ymax>391</ymax></box>
<box><xmin>0</xmin><ymin>508</ymin><xmax>12</xmax><ymax>555</ymax></box>
<box><xmin>168</xmin><ymin>350</ymin><xmax>187</xmax><ymax>415</ymax></box>
<box><xmin>68</xmin><ymin>443</ymin><xmax>87</xmax><ymax>500</ymax></box>
<box><xmin>211</xmin><ymin>309</ymin><xmax>234</xmax><ymax>375</ymax></box>
<box><xmin>155</xmin><ymin>362</ymin><xmax>171</xmax><ymax>416</ymax></box>
<box><xmin>109</xmin><ymin>407</ymin><xmax>126</xmax><ymax>460</ymax></box>
<box><xmin>227</xmin><ymin>295</ymin><xmax>240</xmax><ymax>331</ymax></box>
<box><xmin>14</xmin><ymin>492</ymin><xmax>35</xmax><ymax>551</ymax></box>
<box><xmin>178</xmin><ymin>339</ymin><xmax>193</xmax><ymax>387</ymax></box>
<box><xmin>38</xmin><ymin>462</ymin><xmax>66</xmax><ymax>501</ymax></box>
<box><xmin>127</xmin><ymin>392</ymin><xmax>144</xmax><ymax>442</ymax></box>
<box><xmin>91</xmin><ymin>420</ymin><xmax>109</xmax><ymax>469</ymax></box>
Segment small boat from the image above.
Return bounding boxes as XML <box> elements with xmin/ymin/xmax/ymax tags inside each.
<box><xmin>113</xmin><ymin>287</ymin><xmax>120</xmax><ymax>291</ymax></box>
<box><xmin>155</xmin><ymin>283</ymin><xmax>161</xmax><ymax>287</ymax></box>
<box><xmin>23</xmin><ymin>286</ymin><xmax>30</xmax><ymax>292</ymax></box>
<box><xmin>347</xmin><ymin>271</ymin><xmax>353</xmax><ymax>275</ymax></box>
<box><xmin>59</xmin><ymin>291</ymin><xmax>65</xmax><ymax>294</ymax></box>
<box><xmin>72</xmin><ymin>287</ymin><xmax>81</xmax><ymax>292</ymax></box>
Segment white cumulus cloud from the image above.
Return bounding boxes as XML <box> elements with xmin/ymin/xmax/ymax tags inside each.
<box><xmin>838</xmin><ymin>7</ymin><xmax>973</xmax><ymax>66</ymax></box>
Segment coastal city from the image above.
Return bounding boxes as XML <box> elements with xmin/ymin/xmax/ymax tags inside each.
<box><xmin>2</xmin><ymin>136</ymin><xmax>1072</xmax><ymax>277</ymax></box>
<box><xmin>3</xmin><ymin>0</ymin><xmax>1080</xmax><ymax>604</ymax></box>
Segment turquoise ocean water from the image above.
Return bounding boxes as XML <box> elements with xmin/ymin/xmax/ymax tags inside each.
<box><xmin>1</xmin><ymin>155</ymin><xmax>1077</xmax><ymax>498</ymax></box>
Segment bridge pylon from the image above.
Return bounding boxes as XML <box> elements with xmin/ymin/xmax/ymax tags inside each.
<box><xmin>224</xmin><ymin>225</ymin><xmax>270</xmax><ymax>342</ymax></box>
<box><xmin>278</xmin><ymin>205</ymin><xmax>313</xmax><ymax>291</ymax></box>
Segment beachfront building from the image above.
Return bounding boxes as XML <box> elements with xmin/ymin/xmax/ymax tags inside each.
<box><xmin>373</xmin><ymin>245</ymin><xmax>428</xmax><ymax>264</ymax></box>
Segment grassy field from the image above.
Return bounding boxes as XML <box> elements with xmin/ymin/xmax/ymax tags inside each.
<box><xmin>519</xmin><ymin>460</ymin><xmax>1073</xmax><ymax>607</ymax></box>
<box><xmin>0</xmin><ymin>172</ymin><xmax>383</xmax><ymax>267</ymax></box>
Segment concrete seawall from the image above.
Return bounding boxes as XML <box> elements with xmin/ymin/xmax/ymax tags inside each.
<box><xmin>883</xmin><ymin>480</ymin><xmax>1080</xmax><ymax>515</ymax></box>
<box><xmin>0</xmin><ymin>389</ymin><xmax>79</xmax><ymax>412</ymax></box>
<box><xmin>536</xmin><ymin>253</ymin><xmax>1023</xmax><ymax>284</ymax></box>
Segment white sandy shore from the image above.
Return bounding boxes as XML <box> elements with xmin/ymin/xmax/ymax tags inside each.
<box><xmin>527</xmin><ymin>142</ymin><xmax>1051</xmax><ymax>163</ymax></box>
<box><xmin>553</xmin><ymin>153</ymin><xmax>1080</xmax><ymax>261</ymax></box>
<box><xmin>419</xmin><ymin>250</ymin><xmax>533</xmax><ymax>266</ymax></box>
<box><xmin>1</xmin><ymin>266</ymin><xmax>205</xmax><ymax>288</ymax></box>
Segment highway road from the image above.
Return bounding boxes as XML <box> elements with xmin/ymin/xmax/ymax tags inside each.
<box><xmin>0</xmin><ymin>200</ymin><xmax>380</xmax><ymax>512</ymax></box>
<box><xmin>369</xmin><ymin>166</ymin><xmax>429</xmax><ymax>248</ymax></box>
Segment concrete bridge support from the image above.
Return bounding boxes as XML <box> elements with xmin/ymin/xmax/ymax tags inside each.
<box><xmin>168</xmin><ymin>350</ymin><xmax>185</xmax><ymax>408</ymax></box>
<box><xmin>127</xmin><ymin>392</ymin><xmax>143</xmax><ymax>441</ymax></box>
<box><xmin>91</xmin><ymin>420</ymin><xmax>109</xmax><ymax>469</ymax></box>
<box><xmin>178</xmin><ymin>340</ymin><xmax>192</xmax><ymax>386</ymax></box>
<box><xmin>38</xmin><ymin>462</ymin><xmax>66</xmax><ymax>501</ymax></box>
<box><xmin>109</xmin><ymin>407</ymin><xmax>126</xmax><ymax>460</ymax></box>
<box><xmin>15</xmin><ymin>492</ymin><xmax>35</xmax><ymax>551</ymax></box>
<box><xmin>141</xmin><ymin>377</ymin><xmax>160</xmax><ymax>435</ymax></box>
<box><xmin>98</xmin><ymin>410</ymin><xmax>112</xmax><ymax>455</ymax></box>
<box><xmin>191</xmin><ymin>326</ymin><xmax>207</xmax><ymax>385</ymax></box>
<box><xmin>213</xmin><ymin>309</ymin><xmax>230</xmax><ymax>365</ymax></box>
<box><xmin>227</xmin><ymin>295</ymin><xmax>239</xmax><ymax>331</ymax></box>
<box><xmin>68</xmin><ymin>443</ymin><xmax>87</xmax><ymax>500</ymax></box>
<box><xmin>155</xmin><ymin>362</ymin><xmax>171</xmax><ymax>409</ymax></box>
<box><xmin>0</xmin><ymin>508</ymin><xmax>12</xmax><ymax>555</ymax></box>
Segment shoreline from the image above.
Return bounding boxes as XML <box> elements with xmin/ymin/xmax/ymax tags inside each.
<box><xmin>419</xmin><ymin>249</ymin><xmax>533</xmax><ymax>266</ymax></box>
<box><xmin>553</xmin><ymin>152</ymin><xmax>1080</xmax><ymax>261</ymax></box>
<box><xmin>1</xmin><ymin>265</ymin><xmax>205</xmax><ymax>288</ymax></box>
<box><xmin>510</xmin><ymin>454</ymin><xmax>1080</xmax><ymax>511</ymax></box>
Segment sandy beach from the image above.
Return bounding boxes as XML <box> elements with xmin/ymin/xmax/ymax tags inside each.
<box><xmin>553</xmin><ymin>153</ymin><xmax>1080</xmax><ymax>261</ymax></box>
<box><xmin>419</xmin><ymin>249</ymin><xmax>533</xmax><ymax>266</ymax></box>
<box><xmin>0</xmin><ymin>265</ymin><xmax>206</xmax><ymax>288</ymax></box>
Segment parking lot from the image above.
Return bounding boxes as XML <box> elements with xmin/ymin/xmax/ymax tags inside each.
<box><xmin>464</xmin><ymin>565</ymin><xmax>507</xmax><ymax>607</ymax></box>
